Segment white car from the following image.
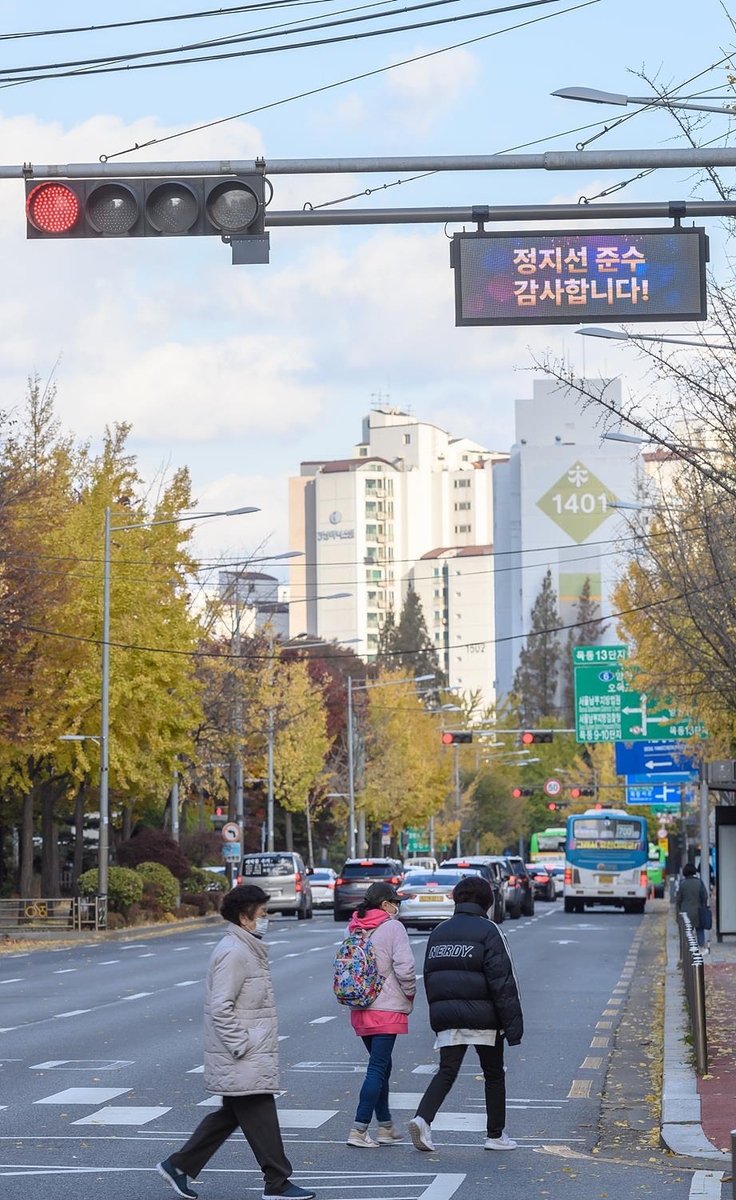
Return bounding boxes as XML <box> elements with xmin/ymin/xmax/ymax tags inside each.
<box><xmin>402</xmin><ymin>857</ymin><xmax>439</xmax><ymax>874</ymax></box>
<box><xmin>545</xmin><ymin>863</ymin><xmax>565</xmax><ymax>898</ymax></box>
<box><xmin>308</xmin><ymin>867</ymin><xmax>337</xmax><ymax>908</ymax></box>
<box><xmin>397</xmin><ymin>870</ymin><xmax>486</xmax><ymax>929</ymax></box>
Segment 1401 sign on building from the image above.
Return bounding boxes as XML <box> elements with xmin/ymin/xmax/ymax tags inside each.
<box><xmin>537</xmin><ymin>461</ymin><xmax>617</xmax><ymax>543</ymax></box>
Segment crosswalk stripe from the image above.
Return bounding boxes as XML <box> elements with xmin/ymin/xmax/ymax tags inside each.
<box><xmin>71</xmin><ymin>1106</ymin><xmax>171</xmax><ymax>1126</ymax></box>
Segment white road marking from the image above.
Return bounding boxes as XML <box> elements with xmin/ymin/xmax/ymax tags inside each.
<box><xmin>278</xmin><ymin>1109</ymin><xmax>338</xmax><ymax>1128</ymax></box>
<box><xmin>308</xmin><ymin>945</ymin><xmax>329</xmax><ymax>952</ymax></box>
<box><xmin>689</xmin><ymin>1171</ymin><xmax>724</xmax><ymax>1197</ymax></box>
<box><xmin>309</xmin><ymin>1015</ymin><xmax>337</xmax><ymax>1024</ymax></box>
<box><xmin>72</xmin><ymin>1106</ymin><xmax>171</xmax><ymax>1126</ymax></box>
<box><xmin>268</xmin><ymin>940</ymin><xmax>291</xmax><ymax>945</ymax></box>
<box><xmin>187</xmin><ymin>1066</ymin><xmax>204</xmax><ymax>1074</ymax></box>
<box><xmin>0</xmin><ymin>1028</ymin><xmax>18</xmax><ymax>1034</ymax></box>
<box><xmin>278</xmin><ymin>1035</ymin><xmax>290</xmax><ymax>1041</ymax></box>
<box><xmin>30</xmin><ymin>1060</ymin><xmax>134</xmax><ymax>1071</ymax></box>
<box><xmin>172</xmin><ymin>947</ymin><xmax>190</xmax><ymax>952</ymax></box>
<box><xmin>98</xmin><ymin>960</ymin><xmax>120</xmax><ymax>965</ymax></box>
<box><xmin>284</xmin><ymin>953</ymin><xmax>301</xmax><ymax>959</ymax></box>
<box><xmin>53</xmin><ymin>969</ymin><xmax>77</xmax><ymax>974</ymax></box>
<box><xmin>174</xmin><ymin>981</ymin><xmax>200</xmax><ymax>987</ymax></box>
<box><xmin>121</xmin><ymin>992</ymin><xmax>152</xmax><ymax>1001</ymax></box>
<box><xmin>53</xmin><ymin>1010</ymin><xmax>91</xmax><ymax>1019</ymax></box>
<box><xmin>118</xmin><ymin>945</ymin><xmax>147</xmax><ymax>950</ymax></box>
<box><xmin>35</xmin><ymin>1087</ymin><xmax>131</xmax><ymax>1105</ymax></box>
<box><xmin>137</xmin><ymin>953</ymin><xmax>156</xmax><ymax>958</ymax></box>
<box><xmin>0</xmin><ymin>979</ymin><xmax>23</xmax><ymax>985</ymax></box>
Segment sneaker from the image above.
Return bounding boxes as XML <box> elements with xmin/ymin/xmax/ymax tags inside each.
<box><xmin>346</xmin><ymin>1127</ymin><xmax>380</xmax><ymax>1149</ymax></box>
<box><xmin>484</xmin><ymin>1133</ymin><xmax>517</xmax><ymax>1151</ymax></box>
<box><xmin>377</xmin><ymin>1123</ymin><xmax>403</xmax><ymax>1144</ymax></box>
<box><xmin>157</xmin><ymin>1159</ymin><xmax>199</xmax><ymax>1200</ymax></box>
<box><xmin>408</xmin><ymin>1116</ymin><xmax>436</xmax><ymax>1153</ymax></box>
<box><xmin>262</xmin><ymin>1186</ymin><xmax>317</xmax><ymax>1199</ymax></box>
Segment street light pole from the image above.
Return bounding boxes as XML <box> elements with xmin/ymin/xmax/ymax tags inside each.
<box><xmin>454</xmin><ymin>743</ymin><xmax>462</xmax><ymax>857</ymax></box>
<box><xmin>267</xmin><ymin>629</ymin><xmax>275</xmax><ymax>852</ymax></box>
<box><xmin>347</xmin><ymin>676</ymin><xmax>356</xmax><ymax>859</ymax></box>
<box><xmin>98</xmin><ymin>503</ymin><xmax>258</xmax><ymax>922</ymax></box>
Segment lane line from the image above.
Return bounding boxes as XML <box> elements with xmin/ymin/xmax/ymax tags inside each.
<box><xmin>567</xmin><ymin>1079</ymin><xmax>592</xmax><ymax>1099</ymax></box>
<box><xmin>53</xmin><ymin>969</ymin><xmax>77</xmax><ymax>975</ymax></box>
<box><xmin>53</xmin><ymin>1010</ymin><xmax>91</xmax><ymax>1019</ymax></box>
<box><xmin>309</xmin><ymin>1016</ymin><xmax>337</xmax><ymax>1025</ymax></box>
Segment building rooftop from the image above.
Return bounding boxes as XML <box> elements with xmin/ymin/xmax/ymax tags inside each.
<box><xmin>420</xmin><ymin>544</ymin><xmax>493</xmax><ymax>560</ymax></box>
<box><xmin>318</xmin><ymin>456</ymin><xmax>398</xmax><ymax>474</ymax></box>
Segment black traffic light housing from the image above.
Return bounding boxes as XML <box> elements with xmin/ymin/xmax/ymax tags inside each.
<box><xmin>520</xmin><ymin>730</ymin><xmax>554</xmax><ymax>744</ymax></box>
<box><xmin>547</xmin><ymin>801</ymin><xmax>570</xmax><ymax>811</ymax></box>
<box><xmin>25</xmin><ymin>175</ymin><xmax>269</xmax><ymax>262</ymax></box>
<box><xmin>511</xmin><ymin>787</ymin><xmax>535</xmax><ymax>798</ymax></box>
<box><xmin>442</xmin><ymin>731</ymin><xmax>473</xmax><ymax>744</ymax></box>
<box><xmin>211</xmin><ymin>806</ymin><xmax>227</xmax><ymax>830</ymax></box>
<box><xmin>569</xmin><ymin>787</ymin><xmax>596</xmax><ymax>799</ymax></box>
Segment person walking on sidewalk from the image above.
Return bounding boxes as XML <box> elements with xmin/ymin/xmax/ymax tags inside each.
<box><xmin>157</xmin><ymin>885</ymin><xmax>316</xmax><ymax>1200</ymax></box>
<box><xmin>408</xmin><ymin>874</ymin><xmax>523</xmax><ymax>1155</ymax></box>
<box><xmin>676</xmin><ymin>862</ymin><xmax>709</xmax><ymax>947</ymax></box>
<box><xmin>344</xmin><ymin>882</ymin><xmax>416</xmax><ymax>1149</ymax></box>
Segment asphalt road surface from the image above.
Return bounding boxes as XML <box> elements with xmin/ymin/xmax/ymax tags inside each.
<box><xmin>0</xmin><ymin>902</ymin><xmax>721</xmax><ymax>1199</ymax></box>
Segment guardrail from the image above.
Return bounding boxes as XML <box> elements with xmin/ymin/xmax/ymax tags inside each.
<box><xmin>677</xmin><ymin>912</ymin><xmax>708</xmax><ymax>1075</ymax></box>
<box><xmin>0</xmin><ymin>896</ymin><xmax>104</xmax><ymax>932</ymax></box>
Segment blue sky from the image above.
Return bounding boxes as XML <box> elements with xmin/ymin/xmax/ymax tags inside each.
<box><xmin>0</xmin><ymin>0</ymin><xmax>733</xmax><ymax>563</ymax></box>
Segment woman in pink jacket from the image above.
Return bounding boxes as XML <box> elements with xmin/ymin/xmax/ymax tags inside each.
<box><xmin>346</xmin><ymin>882</ymin><xmax>416</xmax><ymax>1149</ymax></box>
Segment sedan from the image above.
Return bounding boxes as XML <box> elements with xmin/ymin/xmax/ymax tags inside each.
<box><xmin>526</xmin><ymin>864</ymin><xmax>556</xmax><ymax>902</ymax></box>
<box><xmin>309</xmin><ymin>867</ymin><xmax>337</xmax><ymax>908</ymax></box>
<box><xmin>546</xmin><ymin>864</ymin><xmax>565</xmax><ymax>898</ymax></box>
<box><xmin>397</xmin><ymin>870</ymin><xmax>489</xmax><ymax>930</ymax></box>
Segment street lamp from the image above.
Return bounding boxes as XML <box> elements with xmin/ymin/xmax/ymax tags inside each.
<box><xmin>99</xmin><ymin>503</ymin><xmax>258</xmax><ymax>923</ymax></box>
<box><xmin>552</xmin><ymin>86</ymin><xmax>736</xmax><ymax>116</ymax></box>
<box><xmin>346</xmin><ymin>674</ymin><xmax>435</xmax><ymax>859</ymax></box>
<box><xmin>577</xmin><ymin>327</ymin><xmax>730</xmax><ymax>350</ymax></box>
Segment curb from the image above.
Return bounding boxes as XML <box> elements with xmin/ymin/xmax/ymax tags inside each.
<box><xmin>661</xmin><ymin>912</ymin><xmax>730</xmax><ymax>1163</ymax></box>
<box><xmin>0</xmin><ymin>913</ymin><xmax>222</xmax><ymax>949</ymax></box>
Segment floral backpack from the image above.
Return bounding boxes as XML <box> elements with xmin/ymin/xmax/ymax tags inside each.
<box><xmin>333</xmin><ymin>928</ymin><xmax>385</xmax><ymax>1008</ymax></box>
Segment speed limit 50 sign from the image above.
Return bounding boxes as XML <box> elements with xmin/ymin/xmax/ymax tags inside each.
<box><xmin>543</xmin><ymin>778</ymin><xmax>562</xmax><ymax>798</ymax></box>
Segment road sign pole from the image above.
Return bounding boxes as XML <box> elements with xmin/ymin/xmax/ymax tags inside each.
<box><xmin>680</xmin><ymin>782</ymin><xmax>688</xmax><ymax>865</ymax></box>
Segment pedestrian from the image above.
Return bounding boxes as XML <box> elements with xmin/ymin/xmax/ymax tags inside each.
<box><xmin>676</xmin><ymin>862</ymin><xmax>709</xmax><ymax>947</ymax></box>
<box><xmin>407</xmin><ymin>874</ymin><xmax>523</xmax><ymax>1154</ymax></box>
<box><xmin>157</xmin><ymin>884</ymin><xmax>316</xmax><ymax>1200</ymax></box>
<box><xmin>344</xmin><ymin>881</ymin><xmax>416</xmax><ymax>1149</ymax></box>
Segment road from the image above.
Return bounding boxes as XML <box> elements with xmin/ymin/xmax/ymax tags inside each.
<box><xmin>0</xmin><ymin>901</ymin><xmax>722</xmax><ymax>1199</ymax></box>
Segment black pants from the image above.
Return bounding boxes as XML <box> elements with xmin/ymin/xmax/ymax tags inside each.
<box><xmin>416</xmin><ymin>1042</ymin><xmax>505</xmax><ymax>1138</ymax></box>
<box><xmin>170</xmin><ymin>1093</ymin><xmax>292</xmax><ymax>1192</ymax></box>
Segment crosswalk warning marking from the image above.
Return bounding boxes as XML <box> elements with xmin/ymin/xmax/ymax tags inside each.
<box><xmin>590</xmin><ymin>1037</ymin><xmax>609</xmax><ymax>1048</ymax></box>
<box><xmin>580</xmin><ymin>1057</ymin><xmax>602</xmax><ymax>1069</ymax></box>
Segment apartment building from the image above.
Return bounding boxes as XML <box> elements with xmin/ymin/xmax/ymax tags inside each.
<box><xmin>288</xmin><ymin>407</ymin><xmax>507</xmax><ymax>703</ymax></box>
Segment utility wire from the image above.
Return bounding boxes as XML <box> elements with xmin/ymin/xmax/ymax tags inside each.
<box><xmin>102</xmin><ymin>0</ymin><xmax>598</xmax><ymax>158</ymax></box>
<box><xmin>0</xmin><ymin>0</ymin><xmax>584</xmax><ymax>83</ymax></box>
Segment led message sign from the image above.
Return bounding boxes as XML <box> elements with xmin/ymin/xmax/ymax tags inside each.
<box><xmin>451</xmin><ymin>227</ymin><xmax>707</xmax><ymax>326</ymax></box>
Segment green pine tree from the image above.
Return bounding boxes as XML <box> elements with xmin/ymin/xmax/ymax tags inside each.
<box><xmin>513</xmin><ymin>569</ymin><xmax>561</xmax><ymax>726</ymax></box>
<box><xmin>561</xmin><ymin>577</ymin><xmax>609</xmax><ymax>726</ymax></box>
<box><xmin>376</xmin><ymin>609</ymin><xmax>398</xmax><ymax>663</ymax></box>
<box><xmin>393</xmin><ymin>587</ymin><xmax>445</xmax><ymax>685</ymax></box>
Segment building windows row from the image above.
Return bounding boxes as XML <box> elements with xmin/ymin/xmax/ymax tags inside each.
<box><xmin>454</xmin><ymin>478</ymin><xmax>471</xmax><ymax>489</ymax></box>
<box><xmin>454</xmin><ymin>501</ymin><xmax>471</xmax><ymax>511</ymax></box>
<box><xmin>455</xmin><ymin>524</ymin><xmax>472</xmax><ymax>534</ymax></box>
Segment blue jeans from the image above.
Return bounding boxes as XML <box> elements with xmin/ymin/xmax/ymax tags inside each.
<box><xmin>355</xmin><ymin>1034</ymin><xmax>396</xmax><ymax>1125</ymax></box>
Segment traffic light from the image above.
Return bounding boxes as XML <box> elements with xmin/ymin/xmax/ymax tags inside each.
<box><xmin>441</xmin><ymin>731</ymin><xmax>473</xmax><ymax>744</ymax></box>
<box><xmin>520</xmin><ymin>731</ymin><xmax>554</xmax><ymax>745</ymax></box>
<box><xmin>211</xmin><ymin>806</ymin><xmax>227</xmax><ymax>831</ymax></box>
<box><xmin>511</xmin><ymin>787</ymin><xmax>534</xmax><ymax>799</ymax></box>
<box><xmin>547</xmin><ymin>801</ymin><xmax>570</xmax><ymax>811</ymax></box>
<box><xmin>25</xmin><ymin>175</ymin><xmax>269</xmax><ymax>262</ymax></box>
<box><xmin>569</xmin><ymin>787</ymin><xmax>596</xmax><ymax>799</ymax></box>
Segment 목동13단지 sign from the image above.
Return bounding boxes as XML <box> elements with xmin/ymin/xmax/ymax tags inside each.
<box><xmin>451</xmin><ymin>227</ymin><xmax>707</xmax><ymax>326</ymax></box>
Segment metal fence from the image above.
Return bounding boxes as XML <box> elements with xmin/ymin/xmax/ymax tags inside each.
<box><xmin>677</xmin><ymin>912</ymin><xmax>708</xmax><ymax>1075</ymax></box>
<box><xmin>0</xmin><ymin>896</ymin><xmax>104</xmax><ymax>932</ymax></box>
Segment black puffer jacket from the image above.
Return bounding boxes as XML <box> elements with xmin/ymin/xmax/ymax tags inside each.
<box><xmin>423</xmin><ymin>902</ymin><xmax>523</xmax><ymax>1045</ymax></box>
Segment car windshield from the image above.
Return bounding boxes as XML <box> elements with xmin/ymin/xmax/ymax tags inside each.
<box><xmin>401</xmin><ymin>873</ymin><xmax>464</xmax><ymax>888</ymax></box>
<box><xmin>311</xmin><ymin>870</ymin><xmax>333</xmax><ymax>881</ymax></box>
<box><xmin>340</xmin><ymin>862</ymin><xmax>397</xmax><ymax>879</ymax></box>
<box><xmin>242</xmin><ymin>855</ymin><xmax>295</xmax><ymax>878</ymax></box>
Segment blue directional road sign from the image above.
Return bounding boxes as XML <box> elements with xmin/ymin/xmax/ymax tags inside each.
<box><xmin>625</xmin><ymin>781</ymin><xmax>693</xmax><ymax>806</ymax></box>
<box><xmin>627</xmin><ymin>772</ymin><xmax>696</xmax><ymax>786</ymax></box>
<box><xmin>615</xmin><ymin>739</ymin><xmax>697</xmax><ymax>778</ymax></box>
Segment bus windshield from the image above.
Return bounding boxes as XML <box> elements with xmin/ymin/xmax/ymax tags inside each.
<box><xmin>570</xmin><ymin>816</ymin><xmax>644</xmax><ymax>850</ymax></box>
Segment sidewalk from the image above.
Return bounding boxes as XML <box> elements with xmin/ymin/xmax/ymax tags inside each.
<box><xmin>662</xmin><ymin>910</ymin><xmax>735</xmax><ymax>1163</ymax></box>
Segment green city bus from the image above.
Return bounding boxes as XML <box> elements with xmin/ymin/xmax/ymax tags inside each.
<box><xmin>529</xmin><ymin>827</ymin><xmax>566</xmax><ymax>862</ymax></box>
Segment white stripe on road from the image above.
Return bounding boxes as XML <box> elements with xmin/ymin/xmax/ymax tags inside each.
<box><xmin>35</xmin><ymin>1088</ymin><xmax>131</xmax><ymax>1105</ymax></box>
<box><xmin>689</xmin><ymin>1171</ymin><xmax>725</xmax><ymax>1198</ymax></box>
<box><xmin>72</xmin><ymin>1106</ymin><xmax>171</xmax><ymax>1126</ymax></box>
<box><xmin>174</xmin><ymin>981</ymin><xmax>201</xmax><ymax>987</ymax></box>
<box><xmin>187</xmin><ymin>1066</ymin><xmax>204</xmax><ymax>1073</ymax></box>
<box><xmin>137</xmin><ymin>953</ymin><xmax>156</xmax><ymax>959</ymax></box>
<box><xmin>0</xmin><ymin>979</ymin><xmax>23</xmax><ymax>985</ymax></box>
<box><xmin>53</xmin><ymin>969</ymin><xmax>77</xmax><ymax>974</ymax></box>
<box><xmin>53</xmin><ymin>1010</ymin><xmax>91</xmax><ymax>1019</ymax></box>
<box><xmin>98</xmin><ymin>961</ymin><xmax>120</xmax><ymax>965</ymax></box>
<box><xmin>121</xmin><ymin>993</ymin><xmax>152</xmax><ymax>1001</ymax></box>
<box><xmin>309</xmin><ymin>1016</ymin><xmax>337</xmax><ymax>1024</ymax></box>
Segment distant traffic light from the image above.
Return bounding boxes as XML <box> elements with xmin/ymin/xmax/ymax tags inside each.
<box><xmin>547</xmin><ymin>801</ymin><xmax>570</xmax><ymax>811</ymax></box>
<box><xmin>511</xmin><ymin>787</ymin><xmax>534</xmax><ymax>799</ymax></box>
<box><xmin>569</xmin><ymin>787</ymin><xmax>596</xmax><ymax>799</ymax></box>
<box><xmin>25</xmin><ymin>175</ymin><xmax>269</xmax><ymax>262</ymax></box>
<box><xmin>211</xmin><ymin>805</ymin><xmax>227</xmax><ymax>830</ymax></box>
<box><xmin>442</xmin><ymin>731</ymin><xmax>473</xmax><ymax>744</ymax></box>
<box><xmin>520</xmin><ymin>731</ymin><xmax>554</xmax><ymax>745</ymax></box>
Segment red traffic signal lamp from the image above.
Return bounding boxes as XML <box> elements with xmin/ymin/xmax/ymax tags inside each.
<box><xmin>442</xmin><ymin>731</ymin><xmax>473</xmax><ymax>744</ymax></box>
<box><xmin>520</xmin><ymin>731</ymin><xmax>554</xmax><ymax>745</ymax></box>
<box><xmin>569</xmin><ymin>787</ymin><xmax>596</xmax><ymax>799</ymax></box>
<box><xmin>211</xmin><ymin>805</ymin><xmax>227</xmax><ymax>829</ymax></box>
<box><xmin>547</xmin><ymin>801</ymin><xmax>569</xmax><ymax>811</ymax></box>
<box><xmin>25</xmin><ymin>175</ymin><xmax>269</xmax><ymax>262</ymax></box>
<box><xmin>511</xmin><ymin>787</ymin><xmax>534</xmax><ymax>799</ymax></box>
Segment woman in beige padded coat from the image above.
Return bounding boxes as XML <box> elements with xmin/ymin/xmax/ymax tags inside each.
<box><xmin>157</xmin><ymin>885</ymin><xmax>317</xmax><ymax>1200</ymax></box>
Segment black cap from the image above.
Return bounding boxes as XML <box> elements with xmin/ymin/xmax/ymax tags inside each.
<box><xmin>363</xmin><ymin>881</ymin><xmax>401</xmax><ymax>908</ymax></box>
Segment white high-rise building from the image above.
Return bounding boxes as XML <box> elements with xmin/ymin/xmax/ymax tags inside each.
<box><xmin>288</xmin><ymin>407</ymin><xmax>507</xmax><ymax>702</ymax></box>
<box><xmin>492</xmin><ymin>379</ymin><xmax>646</xmax><ymax>704</ymax></box>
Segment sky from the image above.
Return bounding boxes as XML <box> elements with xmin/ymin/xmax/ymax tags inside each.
<box><xmin>0</xmin><ymin>0</ymin><xmax>734</xmax><ymax>569</ymax></box>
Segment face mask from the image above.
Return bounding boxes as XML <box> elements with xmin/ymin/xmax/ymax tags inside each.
<box><xmin>255</xmin><ymin>916</ymin><xmax>269</xmax><ymax>937</ymax></box>
<box><xmin>386</xmin><ymin>904</ymin><xmax>399</xmax><ymax>919</ymax></box>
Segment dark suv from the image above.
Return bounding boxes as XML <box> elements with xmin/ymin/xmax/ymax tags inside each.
<box><xmin>333</xmin><ymin>858</ymin><xmax>403</xmax><ymax>922</ymax></box>
<box><xmin>502</xmin><ymin>856</ymin><xmax>535</xmax><ymax>918</ymax></box>
<box><xmin>438</xmin><ymin>857</ymin><xmax>505</xmax><ymax>924</ymax></box>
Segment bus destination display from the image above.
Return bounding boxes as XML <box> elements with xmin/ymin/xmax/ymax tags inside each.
<box><xmin>452</xmin><ymin>228</ymin><xmax>707</xmax><ymax>326</ymax></box>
